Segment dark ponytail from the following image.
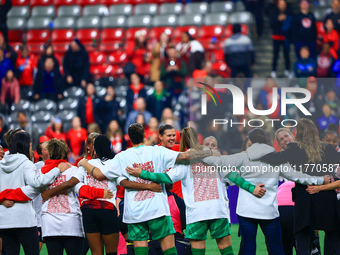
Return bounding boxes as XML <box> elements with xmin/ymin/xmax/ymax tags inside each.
<box><xmin>94</xmin><ymin>135</ymin><xmax>114</xmax><ymax>161</ymax></box>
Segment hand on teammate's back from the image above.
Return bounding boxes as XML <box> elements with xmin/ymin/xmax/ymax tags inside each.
<box><xmin>253</xmin><ymin>184</ymin><xmax>266</xmax><ymax>198</ymax></box>
<box><xmin>103</xmin><ymin>190</ymin><xmax>114</xmax><ymax>199</ymax></box>
<box><xmin>126</xmin><ymin>166</ymin><xmax>142</xmax><ymax>177</ymax></box>
<box><xmin>58</xmin><ymin>163</ymin><xmax>72</xmax><ymax>173</ymax></box>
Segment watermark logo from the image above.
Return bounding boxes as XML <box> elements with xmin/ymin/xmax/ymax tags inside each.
<box><xmin>195</xmin><ymin>83</ymin><xmax>312</xmax><ymax>117</ymax></box>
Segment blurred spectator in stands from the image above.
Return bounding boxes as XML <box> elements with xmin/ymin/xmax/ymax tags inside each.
<box><xmin>136</xmin><ymin>114</ymin><xmax>147</xmax><ymax>130</ymax></box>
<box><xmin>224</xmin><ymin>24</ymin><xmax>254</xmax><ymax>78</ymax></box>
<box><xmin>161</xmin><ymin>45</ymin><xmax>187</xmax><ymax>100</ymax></box>
<box><xmin>101</xmin><ymin>85</ymin><xmax>121</xmax><ymax>133</ymax></box>
<box><xmin>150</xmin><ymin>32</ymin><xmax>169</xmax><ymax>83</ymax></box>
<box><xmin>325</xmin><ymin>87</ymin><xmax>339</xmax><ymax>116</ymax></box>
<box><xmin>147</xmin><ymin>80</ymin><xmax>171</xmax><ymax>121</ymax></box>
<box><xmin>38</xmin><ymin>44</ymin><xmax>59</xmax><ymax>71</ymax></box>
<box><xmin>45</xmin><ymin>117</ymin><xmax>67</xmax><ymax>142</ymax></box>
<box><xmin>67</xmin><ymin>116</ymin><xmax>87</xmax><ymax>162</ymax></box>
<box><xmin>0</xmin><ymin>47</ymin><xmax>13</xmax><ymax>84</ymax></box>
<box><xmin>176</xmin><ymin>31</ymin><xmax>204</xmax><ymax>75</ymax></box>
<box><xmin>324</xmin><ymin>0</ymin><xmax>340</xmax><ymax>34</ymax></box>
<box><xmin>124</xmin><ymin>30</ymin><xmax>149</xmax><ymax>83</ymax></box>
<box><xmin>0</xmin><ymin>115</ymin><xmax>8</xmax><ymax>149</ymax></box>
<box><xmin>317</xmin><ymin>104</ymin><xmax>339</xmax><ymax>132</ymax></box>
<box><xmin>106</xmin><ymin>120</ymin><xmax>122</xmax><ymax>154</ymax></box>
<box><xmin>174</xmin><ymin>78</ymin><xmax>201</xmax><ymax>128</ymax></box>
<box><xmin>126</xmin><ymin>73</ymin><xmax>147</xmax><ymax>114</ymax></box>
<box><xmin>0</xmin><ymin>32</ymin><xmax>17</xmax><ymax>67</ymax></box>
<box><xmin>270</xmin><ymin>0</ymin><xmax>294</xmax><ymax>78</ymax></box>
<box><xmin>63</xmin><ymin>39</ymin><xmax>90</xmax><ymax>88</ymax></box>
<box><xmin>323</xmin><ymin>19</ymin><xmax>339</xmax><ymax>59</ymax></box>
<box><xmin>0</xmin><ymin>0</ymin><xmax>12</xmax><ymax>44</ymax></box>
<box><xmin>145</xmin><ymin>117</ymin><xmax>159</xmax><ymax>146</ymax></box>
<box><xmin>16</xmin><ymin>45</ymin><xmax>37</xmax><ymax>99</ymax></box>
<box><xmin>1</xmin><ymin>69</ymin><xmax>19</xmax><ymax>106</ymax></box>
<box><xmin>332</xmin><ymin>58</ymin><xmax>340</xmax><ymax>95</ymax></box>
<box><xmin>192</xmin><ymin>61</ymin><xmax>212</xmax><ymax>79</ymax></box>
<box><xmin>77</xmin><ymin>83</ymin><xmax>102</xmax><ymax>129</ymax></box>
<box><xmin>258</xmin><ymin>76</ymin><xmax>282</xmax><ymax>128</ymax></box>
<box><xmin>317</xmin><ymin>43</ymin><xmax>334</xmax><ymax>78</ymax></box>
<box><xmin>87</xmin><ymin>122</ymin><xmax>101</xmax><ymax>135</ymax></box>
<box><xmin>294</xmin><ymin>47</ymin><xmax>317</xmax><ymax>82</ymax></box>
<box><xmin>302</xmin><ymin>76</ymin><xmax>325</xmax><ymax>122</ymax></box>
<box><xmin>17</xmin><ymin>111</ymin><xmax>39</xmax><ymax>150</ymax></box>
<box><xmin>124</xmin><ymin>97</ymin><xmax>152</xmax><ymax>133</ymax></box>
<box><xmin>243</xmin><ymin>0</ymin><xmax>264</xmax><ymax>37</ymax></box>
<box><xmin>292</xmin><ymin>0</ymin><xmax>317</xmax><ymax>59</ymax></box>
<box><xmin>33</xmin><ymin>57</ymin><xmax>63</xmax><ymax>101</ymax></box>
<box><xmin>160</xmin><ymin>108</ymin><xmax>181</xmax><ymax>131</ymax></box>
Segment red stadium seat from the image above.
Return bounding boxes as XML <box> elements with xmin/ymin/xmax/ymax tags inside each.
<box><xmin>149</xmin><ymin>27</ymin><xmax>173</xmax><ymax>39</ymax></box>
<box><xmin>76</xmin><ymin>0</ymin><xmax>98</xmax><ymax>7</ymax></box>
<box><xmin>27</xmin><ymin>43</ymin><xmax>45</xmax><ymax>54</ymax></box>
<box><xmin>108</xmin><ymin>51</ymin><xmax>127</xmax><ymax>64</ymax></box>
<box><xmin>126</xmin><ymin>27</ymin><xmax>149</xmax><ymax>41</ymax></box>
<box><xmin>52</xmin><ymin>43</ymin><xmax>69</xmax><ymax>53</ymax></box>
<box><xmin>90</xmin><ymin>64</ymin><xmax>119</xmax><ymax>78</ymax></box>
<box><xmin>173</xmin><ymin>26</ymin><xmax>198</xmax><ymax>39</ymax></box>
<box><xmin>12</xmin><ymin>0</ymin><xmax>29</xmax><ymax>6</ymax></box>
<box><xmin>26</xmin><ymin>29</ymin><xmax>50</xmax><ymax>43</ymax></box>
<box><xmin>30</xmin><ymin>0</ymin><xmax>53</xmax><ymax>7</ymax></box>
<box><xmin>99</xmin><ymin>42</ymin><xmax>124</xmax><ymax>52</ymax></box>
<box><xmin>146</xmin><ymin>0</ymin><xmax>176</xmax><ymax>3</ymax></box>
<box><xmin>199</xmin><ymin>25</ymin><xmax>224</xmax><ymax>39</ymax></box>
<box><xmin>101</xmin><ymin>28</ymin><xmax>125</xmax><ymax>43</ymax></box>
<box><xmin>51</xmin><ymin>29</ymin><xmax>75</xmax><ymax>43</ymax></box>
<box><xmin>9</xmin><ymin>42</ymin><xmax>23</xmax><ymax>53</ymax></box>
<box><xmin>212</xmin><ymin>49</ymin><xmax>224</xmax><ymax>61</ymax></box>
<box><xmin>53</xmin><ymin>0</ymin><xmax>76</xmax><ymax>7</ymax></box>
<box><xmin>8</xmin><ymin>30</ymin><xmax>25</xmax><ymax>43</ymax></box>
<box><xmin>54</xmin><ymin>52</ymin><xmax>64</xmax><ymax>65</ymax></box>
<box><xmin>76</xmin><ymin>29</ymin><xmax>100</xmax><ymax>44</ymax></box>
<box><xmin>212</xmin><ymin>60</ymin><xmax>229</xmax><ymax>78</ymax></box>
<box><xmin>89</xmin><ymin>51</ymin><xmax>106</xmax><ymax>65</ymax></box>
<box><xmin>121</xmin><ymin>0</ymin><xmax>144</xmax><ymax>5</ymax></box>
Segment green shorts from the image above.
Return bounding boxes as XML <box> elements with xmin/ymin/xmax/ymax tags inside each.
<box><xmin>127</xmin><ymin>216</ymin><xmax>176</xmax><ymax>241</ymax></box>
<box><xmin>186</xmin><ymin>218</ymin><xmax>231</xmax><ymax>240</ymax></box>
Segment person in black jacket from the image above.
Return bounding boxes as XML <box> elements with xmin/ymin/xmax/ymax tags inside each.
<box><xmin>259</xmin><ymin>118</ymin><xmax>340</xmax><ymax>255</ymax></box>
<box><xmin>126</xmin><ymin>73</ymin><xmax>147</xmax><ymax>114</ymax></box>
<box><xmin>0</xmin><ymin>114</ymin><xmax>8</xmax><ymax>149</ymax></box>
<box><xmin>270</xmin><ymin>0</ymin><xmax>294</xmax><ymax>78</ymax></box>
<box><xmin>33</xmin><ymin>57</ymin><xmax>64</xmax><ymax>101</ymax></box>
<box><xmin>292</xmin><ymin>0</ymin><xmax>317</xmax><ymax>59</ymax></box>
<box><xmin>100</xmin><ymin>86</ymin><xmax>121</xmax><ymax>134</ymax></box>
<box><xmin>324</xmin><ymin>0</ymin><xmax>340</xmax><ymax>34</ymax></box>
<box><xmin>63</xmin><ymin>39</ymin><xmax>90</xmax><ymax>88</ymax></box>
<box><xmin>0</xmin><ymin>0</ymin><xmax>12</xmax><ymax>44</ymax></box>
<box><xmin>147</xmin><ymin>81</ymin><xmax>172</xmax><ymax>121</ymax></box>
<box><xmin>77</xmin><ymin>83</ymin><xmax>102</xmax><ymax>129</ymax></box>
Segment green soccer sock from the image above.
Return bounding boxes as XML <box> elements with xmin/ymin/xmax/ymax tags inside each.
<box><xmin>191</xmin><ymin>248</ymin><xmax>206</xmax><ymax>255</ymax></box>
<box><xmin>134</xmin><ymin>246</ymin><xmax>149</xmax><ymax>255</ymax></box>
<box><xmin>220</xmin><ymin>246</ymin><xmax>234</xmax><ymax>255</ymax></box>
<box><xmin>163</xmin><ymin>246</ymin><xmax>178</xmax><ymax>255</ymax></box>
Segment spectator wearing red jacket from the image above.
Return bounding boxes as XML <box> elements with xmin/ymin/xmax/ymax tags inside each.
<box><xmin>45</xmin><ymin>117</ymin><xmax>67</xmax><ymax>142</ymax></box>
<box><xmin>126</xmin><ymin>73</ymin><xmax>147</xmax><ymax>114</ymax></box>
<box><xmin>16</xmin><ymin>45</ymin><xmax>37</xmax><ymax>99</ymax></box>
<box><xmin>67</xmin><ymin>116</ymin><xmax>87</xmax><ymax>162</ymax></box>
<box><xmin>324</xmin><ymin>18</ymin><xmax>339</xmax><ymax>59</ymax></box>
<box><xmin>317</xmin><ymin>43</ymin><xmax>334</xmax><ymax>77</ymax></box>
<box><xmin>1</xmin><ymin>69</ymin><xmax>20</xmax><ymax>107</ymax></box>
<box><xmin>124</xmin><ymin>30</ymin><xmax>150</xmax><ymax>83</ymax></box>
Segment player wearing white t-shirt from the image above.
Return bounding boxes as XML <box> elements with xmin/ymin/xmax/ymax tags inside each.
<box><xmin>78</xmin><ymin>124</ymin><xmax>220</xmax><ymax>255</ymax></box>
<box><xmin>126</xmin><ymin>128</ymin><xmax>266</xmax><ymax>255</ymax></box>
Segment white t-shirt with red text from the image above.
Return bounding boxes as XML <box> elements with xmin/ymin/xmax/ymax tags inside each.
<box><xmin>72</xmin><ymin>158</ymin><xmax>117</xmax><ymax>206</ymax></box>
<box><xmin>167</xmin><ymin>162</ymin><xmax>230</xmax><ymax>225</ymax></box>
<box><xmin>41</xmin><ymin>166</ymin><xmax>84</xmax><ymax>238</ymax></box>
<box><xmin>101</xmin><ymin>145</ymin><xmax>179</xmax><ymax>224</ymax></box>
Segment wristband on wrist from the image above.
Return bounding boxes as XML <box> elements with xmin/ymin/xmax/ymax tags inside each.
<box><xmin>91</xmin><ymin>167</ymin><xmax>96</xmax><ymax>176</ymax></box>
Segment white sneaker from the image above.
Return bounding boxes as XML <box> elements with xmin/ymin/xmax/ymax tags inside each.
<box><xmin>271</xmin><ymin>71</ymin><xmax>276</xmax><ymax>78</ymax></box>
